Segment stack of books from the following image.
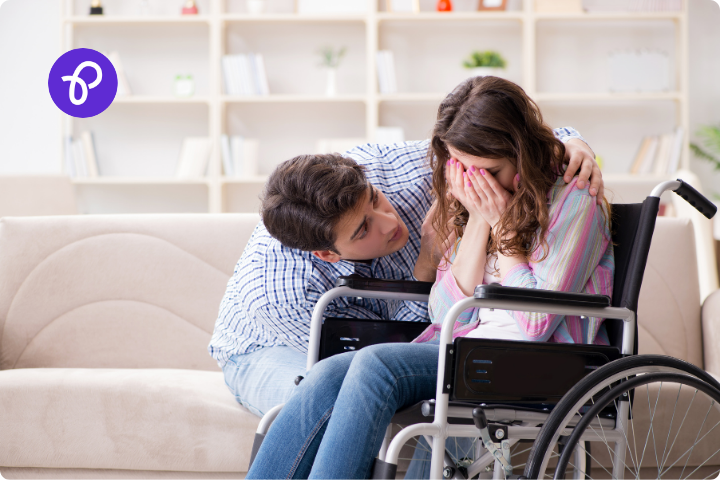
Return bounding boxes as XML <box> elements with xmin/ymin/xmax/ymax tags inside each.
<box><xmin>376</xmin><ymin>50</ymin><xmax>398</xmax><ymax>94</ymax></box>
<box><xmin>220</xmin><ymin>134</ymin><xmax>259</xmax><ymax>178</ymax></box>
<box><xmin>64</xmin><ymin>131</ymin><xmax>100</xmax><ymax>178</ymax></box>
<box><xmin>629</xmin><ymin>126</ymin><xmax>684</xmax><ymax>175</ymax></box>
<box><xmin>222</xmin><ymin>54</ymin><xmax>270</xmax><ymax>96</ymax></box>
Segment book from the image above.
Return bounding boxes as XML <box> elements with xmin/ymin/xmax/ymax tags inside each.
<box><xmin>64</xmin><ymin>135</ymin><xmax>76</xmax><ymax>177</ymax></box>
<box><xmin>253</xmin><ymin>54</ymin><xmax>270</xmax><ymax>95</ymax></box>
<box><xmin>630</xmin><ymin>136</ymin><xmax>652</xmax><ymax>174</ymax></box>
<box><xmin>228</xmin><ymin>136</ymin><xmax>260</xmax><ymax>178</ymax></box>
<box><xmin>108</xmin><ymin>51</ymin><xmax>132</xmax><ymax>96</ymax></box>
<box><xmin>80</xmin><ymin>131</ymin><xmax>100</xmax><ymax>177</ymax></box>
<box><xmin>237</xmin><ymin>55</ymin><xmax>255</xmax><ymax>96</ymax></box>
<box><xmin>667</xmin><ymin>125</ymin><xmax>684</xmax><ymax>174</ymax></box>
<box><xmin>376</xmin><ymin>51</ymin><xmax>397</xmax><ymax>94</ymax></box>
<box><xmin>230</xmin><ymin>135</ymin><xmax>244</xmax><ymax>177</ymax></box>
<box><xmin>222</xmin><ymin>55</ymin><xmax>237</xmax><ymax>95</ymax></box>
<box><xmin>638</xmin><ymin>136</ymin><xmax>659</xmax><ymax>175</ymax></box>
<box><xmin>176</xmin><ymin>137</ymin><xmax>212</xmax><ymax>178</ymax></box>
<box><xmin>72</xmin><ymin>138</ymin><xmax>87</xmax><ymax>178</ymax></box>
<box><xmin>653</xmin><ymin>132</ymin><xmax>673</xmax><ymax>175</ymax></box>
<box><xmin>220</xmin><ymin>134</ymin><xmax>234</xmax><ymax>177</ymax></box>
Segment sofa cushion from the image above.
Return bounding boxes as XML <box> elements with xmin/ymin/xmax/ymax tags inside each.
<box><xmin>0</xmin><ymin>368</ymin><xmax>259</xmax><ymax>472</ymax></box>
<box><xmin>0</xmin><ymin>214</ymin><xmax>260</xmax><ymax>371</ymax></box>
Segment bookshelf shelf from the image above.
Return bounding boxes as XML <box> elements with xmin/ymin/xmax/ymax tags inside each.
<box><xmin>533</xmin><ymin>12</ymin><xmax>683</xmax><ymax>21</ymax></box>
<box><xmin>59</xmin><ymin>0</ymin><xmax>690</xmax><ymax>214</ymax></box>
<box><xmin>113</xmin><ymin>96</ymin><xmax>212</xmax><ymax>104</ymax></box>
<box><xmin>378</xmin><ymin>93</ymin><xmax>446</xmax><ymax>102</ymax></box>
<box><xmin>222</xmin><ymin>14</ymin><xmax>367</xmax><ymax>23</ymax></box>
<box><xmin>72</xmin><ymin>177</ymin><xmax>211</xmax><ymax>185</ymax></box>
<box><xmin>534</xmin><ymin>92</ymin><xmax>683</xmax><ymax>102</ymax></box>
<box><xmin>66</xmin><ymin>16</ymin><xmax>211</xmax><ymax>24</ymax></box>
<box><xmin>377</xmin><ymin>12</ymin><xmax>525</xmax><ymax>22</ymax></box>
<box><xmin>221</xmin><ymin>176</ymin><xmax>269</xmax><ymax>183</ymax></box>
<box><xmin>222</xmin><ymin>95</ymin><xmax>367</xmax><ymax>103</ymax></box>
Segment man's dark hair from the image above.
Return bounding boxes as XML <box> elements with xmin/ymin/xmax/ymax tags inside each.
<box><xmin>261</xmin><ymin>153</ymin><xmax>368</xmax><ymax>252</ymax></box>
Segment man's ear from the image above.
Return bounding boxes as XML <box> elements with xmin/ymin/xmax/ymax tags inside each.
<box><xmin>312</xmin><ymin>250</ymin><xmax>342</xmax><ymax>263</ymax></box>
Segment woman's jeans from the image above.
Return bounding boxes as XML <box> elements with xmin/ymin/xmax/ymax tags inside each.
<box><xmin>247</xmin><ymin>342</ymin><xmax>440</xmax><ymax>479</ymax></box>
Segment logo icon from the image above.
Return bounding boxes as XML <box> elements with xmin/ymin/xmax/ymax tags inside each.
<box><xmin>48</xmin><ymin>48</ymin><xmax>118</xmax><ymax>118</ymax></box>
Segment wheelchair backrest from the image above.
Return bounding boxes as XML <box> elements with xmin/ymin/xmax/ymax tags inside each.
<box><xmin>606</xmin><ymin>199</ymin><xmax>661</xmax><ymax>354</ymax></box>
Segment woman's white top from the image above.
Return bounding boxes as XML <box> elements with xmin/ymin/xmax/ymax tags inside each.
<box><xmin>464</xmin><ymin>254</ymin><xmax>525</xmax><ymax>341</ymax></box>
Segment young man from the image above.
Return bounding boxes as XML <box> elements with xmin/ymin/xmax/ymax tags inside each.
<box><xmin>209</xmin><ymin>132</ymin><xmax>603</xmax><ymax>417</ymax></box>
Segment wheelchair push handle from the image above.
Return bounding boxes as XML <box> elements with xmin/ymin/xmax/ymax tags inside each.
<box><xmin>652</xmin><ymin>179</ymin><xmax>717</xmax><ymax>219</ymax></box>
<box><xmin>673</xmin><ymin>180</ymin><xmax>717</xmax><ymax>219</ymax></box>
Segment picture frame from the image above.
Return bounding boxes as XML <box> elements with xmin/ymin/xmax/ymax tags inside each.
<box><xmin>386</xmin><ymin>0</ymin><xmax>420</xmax><ymax>13</ymax></box>
<box><xmin>477</xmin><ymin>0</ymin><xmax>508</xmax><ymax>11</ymax></box>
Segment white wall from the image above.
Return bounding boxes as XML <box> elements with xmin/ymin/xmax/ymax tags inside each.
<box><xmin>0</xmin><ymin>0</ymin><xmax>719</xmax><ymax>192</ymax></box>
<box><xmin>0</xmin><ymin>0</ymin><xmax>61</xmax><ymax>174</ymax></box>
<box><xmin>689</xmin><ymin>0</ymin><xmax>720</xmax><ymax>198</ymax></box>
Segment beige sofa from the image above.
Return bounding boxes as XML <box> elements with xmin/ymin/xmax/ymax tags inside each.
<box><xmin>0</xmin><ymin>213</ymin><xmax>718</xmax><ymax>478</ymax></box>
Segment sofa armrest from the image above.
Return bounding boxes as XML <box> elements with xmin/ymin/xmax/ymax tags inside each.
<box><xmin>702</xmin><ymin>288</ymin><xmax>720</xmax><ymax>377</ymax></box>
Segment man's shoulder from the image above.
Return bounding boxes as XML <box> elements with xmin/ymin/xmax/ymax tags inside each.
<box><xmin>344</xmin><ymin>141</ymin><xmax>432</xmax><ymax>192</ymax></box>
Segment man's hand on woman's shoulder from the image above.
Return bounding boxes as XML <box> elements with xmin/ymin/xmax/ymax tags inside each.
<box><xmin>563</xmin><ymin>138</ymin><xmax>604</xmax><ymax>205</ymax></box>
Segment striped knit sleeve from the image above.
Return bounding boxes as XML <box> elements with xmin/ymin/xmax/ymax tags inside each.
<box><xmin>428</xmin><ymin>259</ymin><xmax>477</xmax><ymax>326</ymax></box>
<box><xmin>501</xmin><ymin>179</ymin><xmax>612</xmax><ymax>342</ymax></box>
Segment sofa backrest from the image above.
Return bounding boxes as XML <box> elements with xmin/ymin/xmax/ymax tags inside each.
<box><xmin>637</xmin><ymin>217</ymin><xmax>703</xmax><ymax>367</ymax></box>
<box><xmin>0</xmin><ymin>214</ymin><xmax>705</xmax><ymax>372</ymax></box>
<box><xmin>0</xmin><ymin>214</ymin><xmax>260</xmax><ymax>372</ymax></box>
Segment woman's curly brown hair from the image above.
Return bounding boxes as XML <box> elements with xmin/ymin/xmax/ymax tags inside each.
<box><xmin>429</xmin><ymin>76</ymin><xmax>571</xmax><ymax>263</ymax></box>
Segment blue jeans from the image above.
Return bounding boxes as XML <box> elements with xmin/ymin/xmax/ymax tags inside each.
<box><xmin>222</xmin><ymin>346</ymin><xmax>307</xmax><ymax>417</ymax></box>
<box><xmin>247</xmin><ymin>342</ymin><xmax>440</xmax><ymax>479</ymax></box>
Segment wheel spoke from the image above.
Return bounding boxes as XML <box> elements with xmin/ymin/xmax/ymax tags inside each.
<box><xmin>680</xmin><ymin>398</ymin><xmax>714</xmax><ymax>479</ymax></box>
<box><xmin>682</xmin><ymin>445</ymin><xmax>720</xmax><ymax>479</ymax></box>
<box><xmin>660</xmin><ymin>388</ymin><xmax>698</xmax><ymax>475</ymax></box>
<box><xmin>659</xmin><ymin>383</ymin><xmax>684</xmax><ymax>478</ymax></box>
<box><xmin>661</xmin><ymin>417</ymin><xmax>720</xmax><ymax>476</ymax></box>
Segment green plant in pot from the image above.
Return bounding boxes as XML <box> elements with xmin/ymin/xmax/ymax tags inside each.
<box><xmin>463</xmin><ymin>50</ymin><xmax>507</xmax><ymax>78</ymax></box>
<box><xmin>690</xmin><ymin>124</ymin><xmax>720</xmax><ymax>200</ymax></box>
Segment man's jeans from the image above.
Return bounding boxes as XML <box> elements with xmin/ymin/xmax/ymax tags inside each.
<box><xmin>222</xmin><ymin>346</ymin><xmax>307</xmax><ymax>417</ymax></box>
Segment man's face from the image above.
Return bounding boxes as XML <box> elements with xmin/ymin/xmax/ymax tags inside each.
<box><xmin>312</xmin><ymin>184</ymin><xmax>410</xmax><ymax>262</ymax></box>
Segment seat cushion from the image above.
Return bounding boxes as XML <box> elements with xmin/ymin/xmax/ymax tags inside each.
<box><xmin>0</xmin><ymin>368</ymin><xmax>259</xmax><ymax>473</ymax></box>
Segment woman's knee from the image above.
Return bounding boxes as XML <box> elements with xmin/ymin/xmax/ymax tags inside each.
<box><xmin>301</xmin><ymin>350</ymin><xmax>356</xmax><ymax>390</ymax></box>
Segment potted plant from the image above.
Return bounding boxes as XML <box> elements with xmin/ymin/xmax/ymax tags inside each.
<box><xmin>690</xmin><ymin>124</ymin><xmax>720</xmax><ymax>200</ymax></box>
<box><xmin>318</xmin><ymin>46</ymin><xmax>346</xmax><ymax>97</ymax></box>
<box><xmin>462</xmin><ymin>50</ymin><xmax>507</xmax><ymax>78</ymax></box>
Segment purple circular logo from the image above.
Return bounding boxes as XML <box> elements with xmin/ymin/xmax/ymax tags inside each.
<box><xmin>48</xmin><ymin>48</ymin><xmax>118</xmax><ymax>118</ymax></box>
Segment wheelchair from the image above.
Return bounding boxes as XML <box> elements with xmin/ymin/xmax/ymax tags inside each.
<box><xmin>251</xmin><ymin>179</ymin><xmax>720</xmax><ymax>479</ymax></box>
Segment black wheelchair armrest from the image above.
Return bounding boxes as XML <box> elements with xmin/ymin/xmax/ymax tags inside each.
<box><xmin>474</xmin><ymin>283</ymin><xmax>611</xmax><ymax>308</ymax></box>
<box><xmin>335</xmin><ymin>275</ymin><xmax>433</xmax><ymax>295</ymax></box>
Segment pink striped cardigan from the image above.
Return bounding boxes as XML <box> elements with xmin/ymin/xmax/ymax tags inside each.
<box><xmin>414</xmin><ymin>176</ymin><xmax>614</xmax><ymax>345</ymax></box>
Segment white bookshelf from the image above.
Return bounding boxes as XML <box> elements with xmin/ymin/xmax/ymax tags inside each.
<box><xmin>60</xmin><ymin>0</ymin><xmax>689</xmax><ymax>214</ymax></box>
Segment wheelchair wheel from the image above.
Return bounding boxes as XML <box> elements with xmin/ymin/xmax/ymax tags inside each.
<box><xmin>525</xmin><ymin>355</ymin><xmax>720</xmax><ymax>479</ymax></box>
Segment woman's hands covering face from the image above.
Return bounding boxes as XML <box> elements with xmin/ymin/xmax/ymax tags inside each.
<box><xmin>446</xmin><ymin>157</ymin><xmax>515</xmax><ymax>230</ymax></box>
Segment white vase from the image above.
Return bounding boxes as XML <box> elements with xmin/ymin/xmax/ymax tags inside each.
<box><xmin>247</xmin><ymin>0</ymin><xmax>265</xmax><ymax>14</ymax></box>
<box><xmin>469</xmin><ymin>67</ymin><xmax>506</xmax><ymax>79</ymax></box>
<box><xmin>325</xmin><ymin>68</ymin><xmax>337</xmax><ymax>97</ymax></box>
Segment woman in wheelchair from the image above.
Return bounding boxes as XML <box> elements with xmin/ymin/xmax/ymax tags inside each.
<box><xmin>247</xmin><ymin>76</ymin><xmax>613</xmax><ymax>479</ymax></box>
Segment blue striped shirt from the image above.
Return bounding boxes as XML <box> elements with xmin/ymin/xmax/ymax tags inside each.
<box><xmin>209</xmin><ymin>128</ymin><xmax>584</xmax><ymax>366</ymax></box>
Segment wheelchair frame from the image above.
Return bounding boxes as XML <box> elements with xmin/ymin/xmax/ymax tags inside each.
<box><xmin>251</xmin><ymin>179</ymin><xmax>718</xmax><ymax>479</ymax></box>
